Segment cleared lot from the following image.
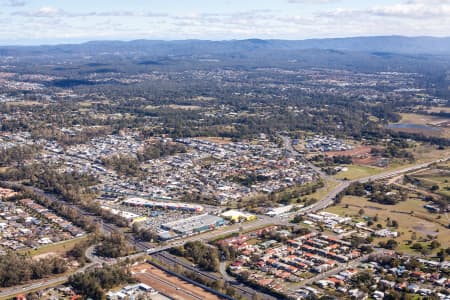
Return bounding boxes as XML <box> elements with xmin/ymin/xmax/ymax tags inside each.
<box><xmin>131</xmin><ymin>263</ymin><xmax>223</xmax><ymax>300</ymax></box>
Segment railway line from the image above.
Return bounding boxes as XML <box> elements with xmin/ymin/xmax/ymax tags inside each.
<box><xmin>0</xmin><ymin>152</ymin><xmax>447</xmax><ymax>299</ymax></box>
<box><xmin>152</xmin><ymin>251</ymin><xmax>264</xmax><ymax>299</ymax></box>
<box><xmin>138</xmin><ymin>272</ymin><xmax>204</xmax><ymax>300</ymax></box>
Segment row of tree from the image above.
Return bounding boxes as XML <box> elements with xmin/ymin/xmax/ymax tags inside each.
<box><xmin>95</xmin><ymin>232</ymin><xmax>133</xmax><ymax>258</ymax></box>
<box><xmin>68</xmin><ymin>264</ymin><xmax>134</xmax><ymax>299</ymax></box>
<box><xmin>170</xmin><ymin>241</ymin><xmax>220</xmax><ymax>272</ymax></box>
<box><xmin>1</xmin><ymin>165</ymin><xmax>129</xmax><ymax>228</ymax></box>
<box><xmin>137</xmin><ymin>141</ymin><xmax>187</xmax><ymax>161</ymax></box>
<box><xmin>0</xmin><ymin>145</ymin><xmax>41</xmax><ymax>167</ymax></box>
<box><xmin>101</xmin><ymin>154</ymin><xmax>142</xmax><ymax>177</ymax></box>
<box><xmin>345</xmin><ymin>182</ymin><xmax>408</xmax><ymax>205</ymax></box>
<box><xmin>0</xmin><ymin>252</ymin><xmax>67</xmax><ymax>287</ymax></box>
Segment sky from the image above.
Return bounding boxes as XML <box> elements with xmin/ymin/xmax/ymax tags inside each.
<box><xmin>0</xmin><ymin>0</ymin><xmax>449</xmax><ymax>45</ymax></box>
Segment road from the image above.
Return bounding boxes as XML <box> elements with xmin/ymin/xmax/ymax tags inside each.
<box><xmin>154</xmin><ymin>251</ymin><xmax>275</xmax><ymax>300</ymax></box>
<box><xmin>279</xmin><ymin>135</ymin><xmax>333</xmax><ymax>181</ymax></box>
<box><xmin>293</xmin><ymin>249</ymin><xmax>392</xmax><ymax>289</ymax></box>
<box><xmin>1</xmin><ymin>181</ymin><xmax>152</xmax><ymax>252</ymax></box>
<box><xmin>219</xmin><ymin>261</ymin><xmax>235</xmax><ymax>282</ymax></box>
<box><xmin>0</xmin><ymin>211</ymin><xmax>276</xmax><ymax>298</ymax></box>
<box><xmin>279</xmin><ymin>135</ymin><xmax>449</xmax><ymax>217</ymax></box>
<box><xmin>1</xmin><ymin>143</ymin><xmax>447</xmax><ymax>299</ymax></box>
<box><xmin>0</xmin><ymin>246</ymin><xmax>104</xmax><ymax>299</ymax></box>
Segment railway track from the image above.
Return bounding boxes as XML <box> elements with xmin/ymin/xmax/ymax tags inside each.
<box><xmin>139</xmin><ymin>272</ymin><xmax>204</xmax><ymax>300</ymax></box>
<box><xmin>153</xmin><ymin>252</ymin><xmax>260</xmax><ymax>299</ymax></box>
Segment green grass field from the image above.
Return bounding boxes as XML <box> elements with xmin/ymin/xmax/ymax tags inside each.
<box><xmin>326</xmin><ymin>195</ymin><xmax>449</xmax><ymax>256</ymax></box>
<box><xmin>410</xmin><ymin>169</ymin><xmax>450</xmax><ymax>197</ymax></box>
<box><xmin>21</xmin><ymin>235</ymin><xmax>88</xmax><ymax>257</ymax></box>
<box><xmin>334</xmin><ymin>165</ymin><xmax>382</xmax><ymax>180</ymax></box>
<box><xmin>308</xmin><ymin>179</ymin><xmax>340</xmax><ymax>200</ymax></box>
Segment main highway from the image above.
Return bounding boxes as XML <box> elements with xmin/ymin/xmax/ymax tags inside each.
<box><xmin>279</xmin><ymin>135</ymin><xmax>449</xmax><ymax>215</ymax></box>
<box><xmin>0</xmin><ymin>245</ymin><xmax>105</xmax><ymax>299</ymax></box>
<box><xmin>0</xmin><ymin>137</ymin><xmax>447</xmax><ymax>299</ymax></box>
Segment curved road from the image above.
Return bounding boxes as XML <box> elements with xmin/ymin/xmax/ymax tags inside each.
<box><xmin>0</xmin><ymin>245</ymin><xmax>103</xmax><ymax>299</ymax></box>
<box><xmin>0</xmin><ymin>138</ymin><xmax>447</xmax><ymax>299</ymax></box>
<box><xmin>280</xmin><ymin>135</ymin><xmax>449</xmax><ymax>216</ymax></box>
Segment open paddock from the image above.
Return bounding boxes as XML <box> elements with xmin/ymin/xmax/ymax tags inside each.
<box><xmin>324</xmin><ymin>146</ymin><xmax>373</xmax><ymax>158</ymax></box>
<box><xmin>388</xmin><ymin>113</ymin><xmax>450</xmax><ymax>138</ymax></box>
<box><xmin>325</xmin><ymin>196</ymin><xmax>449</xmax><ymax>256</ymax></box>
<box><xmin>408</xmin><ymin>168</ymin><xmax>450</xmax><ymax>198</ymax></box>
<box><xmin>334</xmin><ymin>165</ymin><xmax>383</xmax><ymax>180</ymax></box>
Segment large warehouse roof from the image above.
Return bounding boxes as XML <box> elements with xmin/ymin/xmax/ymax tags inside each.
<box><xmin>161</xmin><ymin>214</ymin><xmax>224</xmax><ymax>235</ymax></box>
<box><xmin>124</xmin><ymin>197</ymin><xmax>204</xmax><ymax>212</ymax></box>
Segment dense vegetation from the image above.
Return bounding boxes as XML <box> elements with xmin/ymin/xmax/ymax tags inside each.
<box><xmin>345</xmin><ymin>182</ymin><xmax>408</xmax><ymax>205</ymax></box>
<box><xmin>131</xmin><ymin>223</ymin><xmax>159</xmax><ymax>242</ymax></box>
<box><xmin>68</xmin><ymin>265</ymin><xmax>134</xmax><ymax>300</ymax></box>
<box><xmin>239</xmin><ymin>180</ymin><xmax>323</xmax><ymax>212</ymax></box>
<box><xmin>137</xmin><ymin>141</ymin><xmax>187</xmax><ymax>161</ymax></box>
<box><xmin>169</xmin><ymin>241</ymin><xmax>220</xmax><ymax>272</ymax></box>
<box><xmin>95</xmin><ymin>232</ymin><xmax>133</xmax><ymax>258</ymax></box>
<box><xmin>0</xmin><ymin>252</ymin><xmax>67</xmax><ymax>287</ymax></box>
<box><xmin>0</xmin><ymin>166</ymin><xmax>129</xmax><ymax>228</ymax></box>
<box><xmin>101</xmin><ymin>154</ymin><xmax>142</xmax><ymax>177</ymax></box>
<box><xmin>0</xmin><ymin>145</ymin><xmax>41</xmax><ymax>167</ymax></box>
<box><xmin>67</xmin><ymin>239</ymin><xmax>96</xmax><ymax>265</ymax></box>
<box><xmin>0</xmin><ymin>165</ymin><xmax>97</xmax><ymax>203</ymax></box>
<box><xmin>370</xmin><ymin>140</ymin><xmax>415</xmax><ymax>161</ymax></box>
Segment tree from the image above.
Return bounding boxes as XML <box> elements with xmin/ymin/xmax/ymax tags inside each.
<box><xmin>437</xmin><ymin>248</ymin><xmax>448</xmax><ymax>262</ymax></box>
<box><xmin>68</xmin><ymin>265</ymin><xmax>133</xmax><ymax>299</ymax></box>
<box><xmin>96</xmin><ymin>232</ymin><xmax>133</xmax><ymax>258</ymax></box>
<box><xmin>430</xmin><ymin>185</ymin><xmax>439</xmax><ymax>191</ymax></box>
<box><xmin>411</xmin><ymin>243</ymin><xmax>423</xmax><ymax>251</ymax></box>
<box><xmin>391</xmin><ymin>220</ymin><xmax>399</xmax><ymax>228</ymax></box>
<box><xmin>430</xmin><ymin>240</ymin><xmax>440</xmax><ymax>250</ymax></box>
<box><xmin>0</xmin><ymin>252</ymin><xmax>67</xmax><ymax>287</ymax></box>
<box><xmin>172</xmin><ymin>241</ymin><xmax>220</xmax><ymax>272</ymax></box>
<box><xmin>385</xmin><ymin>239</ymin><xmax>398</xmax><ymax>250</ymax></box>
<box><xmin>291</xmin><ymin>215</ymin><xmax>304</xmax><ymax>223</ymax></box>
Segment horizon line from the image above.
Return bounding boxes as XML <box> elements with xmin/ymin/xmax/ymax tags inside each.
<box><xmin>1</xmin><ymin>34</ymin><xmax>450</xmax><ymax>48</ymax></box>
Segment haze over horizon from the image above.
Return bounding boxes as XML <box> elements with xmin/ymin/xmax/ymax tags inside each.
<box><xmin>1</xmin><ymin>0</ymin><xmax>450</xmax><ymax>45</ymax></box>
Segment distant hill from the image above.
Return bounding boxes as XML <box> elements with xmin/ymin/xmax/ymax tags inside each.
<box><xmin>270</xmin><ymin>36</ymin><xmax>450</xmax><ymax>55</ymax></box>
<box><xmin>1</xmin><ymin>36</ymin><xmax>450</xmax><ymax>57</ymax></box>
<box><xmin>2</xmin><ymin>36</ymin><xmax>450</xmax><ymax>88</ymax></box>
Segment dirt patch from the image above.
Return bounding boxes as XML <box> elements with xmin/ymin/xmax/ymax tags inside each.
<box><xmin>325</xmin><ymin>146</ymin><xmax>384</xmax><ymax>167</ymax></box>
<box><xmin>132</xmin><ymin>263</ymin><xmax>222</xmax><ymax>300</ymax></box>
<box><xmin>324</xmin><ymin>146</ymin><xmax>373</xmax><ymax>158</ymax></box>
<box><xmin>33</xmin><ymin>252</ymin><xmax>57</xmax><ymax>260</ymax></box>
<box><xmin>197</xmin><ymin>137</ymin><xmax>232</xmax><ymax>145</ymax></box>
<box><xmin>353</xmin><ymin>156</ymin><xmax>378</xmax><ymax>166</ymax></box>
<box><xmin>412</xmin><ymin>223</ymin><xmax>438</xmax><ymax>236</ymax></box>
<box><xmin>390</xmin><ymin>127</ymin><xmax>444</xmax><ymax>138</ymax></box>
